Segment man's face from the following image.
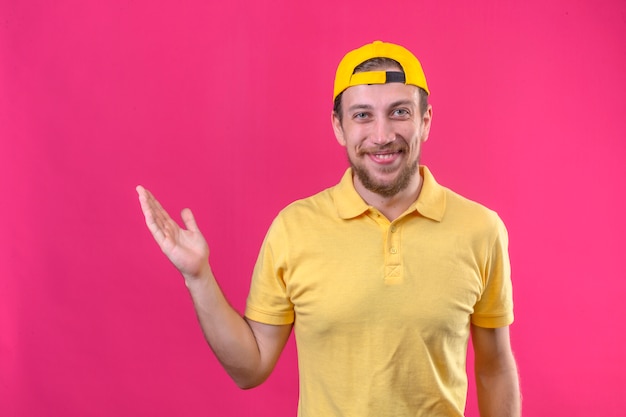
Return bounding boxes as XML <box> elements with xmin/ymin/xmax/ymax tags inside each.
<box><xmin>332</xmin><ymin>80</ymin><xmax>432</xmax><ymax>199</ymax></box>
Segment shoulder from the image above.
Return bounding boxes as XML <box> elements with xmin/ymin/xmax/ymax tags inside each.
<box><xmin>265</xmin><ymin>184</ymin><xmax>339</xmax><ymax>240</ymax></box>
<box><xmin>445</xmin><ymin>187</ymin><xmax>502</xmax><ymax>223</ymax></box>
<box><xmin>426</xmin><ymin>175</ymin><xmax>507</xmax><ymax>244</ymax></box>
<box><xmin>279</xmin><ymin>186</ymin><xmax>336</xmax><ymax>219</ymax></box>
<box><xmin>421</xmin><ymin>166</ymin><xmax>505</xmax><ymax>231</ymax></box>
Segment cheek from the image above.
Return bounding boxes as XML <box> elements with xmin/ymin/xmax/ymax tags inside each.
<box><xmin>406</xmin><ymin>130</ymin><xmax>423</xmax><ymax>154</ymax></box>
<box><xmin>345</xmin><ymin>129</ymin><xmax>368</xmax><ymax>148</ymax></box>
<box><xmin>411</xmin><ymin>125</ymin><xmax>424</xmax><ymax>145</ymax></box>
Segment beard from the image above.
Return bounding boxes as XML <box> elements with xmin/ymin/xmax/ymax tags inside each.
<box><xmin>348</xmin><ymin>146</ymin><xmax>420</xmax><ymax>198</ymax></box>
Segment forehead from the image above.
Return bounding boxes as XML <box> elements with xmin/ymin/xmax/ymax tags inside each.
<box><xmin>341</xmin><ymin>82</ymin><xmax>421</xmax><ymax>110</ymax></box>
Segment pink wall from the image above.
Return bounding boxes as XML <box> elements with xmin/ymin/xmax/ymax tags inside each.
<box><xmin>1</xmin><ymin>1</ymin><xmax>625</xmax><ymax>415</ymax></box>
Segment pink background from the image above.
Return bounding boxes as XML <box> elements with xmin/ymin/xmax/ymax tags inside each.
<box><xmin>2</xmin><ymin>0</ymin><xmax>625</xmax><ymax>416</ymax></box>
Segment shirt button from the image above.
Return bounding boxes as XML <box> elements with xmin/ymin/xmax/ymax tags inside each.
<box><xmin>390</xmin><ymin>225</ymin><xmax>397</xmax><ymax>233</ymax></box>
<box><xmin>390</xmin><ymin>248</ymin><xmax>397</xmax><ymax>254</ymax></box>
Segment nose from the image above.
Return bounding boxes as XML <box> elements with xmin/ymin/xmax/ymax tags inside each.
<box><xmin>370</xmin><ymin>118</ymin><xmax>395</xmax><ymax>145</ymax></box>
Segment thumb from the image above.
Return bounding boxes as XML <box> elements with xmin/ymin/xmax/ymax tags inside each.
<box><xmin>180</xmin><ymin>208</ymin><xmax>200</xmax><ymax>232</ymax></box>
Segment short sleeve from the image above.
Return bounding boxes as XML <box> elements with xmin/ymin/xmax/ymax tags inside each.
<box><xmin>471</xmin><ymin>215</ymin><xmax>514</xmax><ymax>328</ymax></box>
<box><xmin>244</xmin><ymin>216</ymin><xmax>295</xmax><ymax>325</ymax></box>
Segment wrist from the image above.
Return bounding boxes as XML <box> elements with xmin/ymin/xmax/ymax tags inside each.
<box><xmin>182</xmin><ymin>265</ymin><xmax>214</xmax><ymax>289</ymax></box>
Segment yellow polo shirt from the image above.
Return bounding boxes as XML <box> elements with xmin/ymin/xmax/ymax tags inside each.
<box><xmin>245</xmin><ymin>166</ymin><xmax>513</xmax><ymax>417</ymax></box>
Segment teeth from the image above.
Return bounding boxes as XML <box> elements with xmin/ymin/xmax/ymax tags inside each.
<box><xmin>375</xmin><ymin>154</ymin><xmax>395</xmax><ymax>159</ymax></box>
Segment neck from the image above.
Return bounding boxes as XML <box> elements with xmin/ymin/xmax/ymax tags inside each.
<box><xmin>353</xmin><ymin>170</ymin><xmax>423</xmax><ymax>221</ymax></box>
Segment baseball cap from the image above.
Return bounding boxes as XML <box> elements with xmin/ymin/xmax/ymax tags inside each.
<box><xmin>333</xmin><ymin>40</ymin><xmax>430</xmax><ymax>101</ymax></box>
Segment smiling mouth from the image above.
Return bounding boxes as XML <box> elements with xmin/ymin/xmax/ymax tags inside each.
<box><xmin>367</xmin><ymin>150</ymin><xmax>404</xmax><ymax>165</ymax></box>
<box><xmin>373</xmin><ymin>152</ymin><xmax>401</xmax><ymax>160</ymax></box>
<box><xmin>360</xmin><ymin>143</ymin><xmax>405</xmax><ymax>156</ymax></box>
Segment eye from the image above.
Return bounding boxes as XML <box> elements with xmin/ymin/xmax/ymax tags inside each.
<box><xmin>353</xmin><ymin>112</ymin><xmax>369</xmax><ymax>120</ymax></box>
<box><xmin>392</xmin><ymin>108</ymin><xmax>410</xmax><ymax>117</ymax></box>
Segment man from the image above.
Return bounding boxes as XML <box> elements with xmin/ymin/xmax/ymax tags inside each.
<box><xmin>137</xmin><ymin>40</ymin><xmax>520</xmax><ymax>416</ymax></box>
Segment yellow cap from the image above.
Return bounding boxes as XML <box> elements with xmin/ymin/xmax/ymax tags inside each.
<box><xmin>333</xmin><ymin>40</ymin><xmax>430</xmax><ymax>101</ymax></box>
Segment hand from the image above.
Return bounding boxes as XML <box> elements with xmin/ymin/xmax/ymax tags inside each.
<box><xmin>136</xmin><ymin>185</ymin><xmax>210</xmax><ymax>280</ymax></box>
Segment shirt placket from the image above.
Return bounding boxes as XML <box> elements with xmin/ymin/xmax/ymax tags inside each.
<box><xmin>368</xmin><ymin>209</ymin><xmax>404</xmax><ymax>285</ymax></box>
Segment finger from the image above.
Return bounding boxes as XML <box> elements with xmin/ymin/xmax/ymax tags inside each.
<box><xmin>140</xmin><ymin>188</ymin><xmax>170</xmax><ymax>226</ymax></box>
<box><xmin>137</xmin><ymin>186</ymin><xmax>160</xmax><ymax>225</ymax></box>
<box><xmin>181</xmin><ymin>208</ymin><xmax>200</xmax><ymax>232</ymax></box>
<box><xmin>136</xmin><ymin>185</ymin><xmax>152</xmax><ymax>215</ymax></box>
<box><xmin>136</xmin><ymin>186</ymin><xmax>175</xmax><ymax>242</ymax></box>
<box><xmin>136</xmin><ymin>184</ymin><xmax>146</xmax><ymax>196</ymax></box>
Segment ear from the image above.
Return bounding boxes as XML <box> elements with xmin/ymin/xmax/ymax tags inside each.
<box><xmin>420</xmin><ymin>104</ymin><xmax>433</xmax><ymax>143</ymax></box>
<box><xmin>332</xmin><ymin>111</ymin><xmax>346</xmax><ymax>146</ymax></box>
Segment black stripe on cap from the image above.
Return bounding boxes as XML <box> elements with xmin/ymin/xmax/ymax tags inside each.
<box><xmin>385</xmin><ymin>71</ymin><xmax>406</xmax><ymax>83</ymax></box>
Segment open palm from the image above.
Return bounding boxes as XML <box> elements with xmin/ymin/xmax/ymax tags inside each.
<box><xmin>136</xmin><ymin>185</ymin><xmax>209</xmax><ymax>279</ymax></box>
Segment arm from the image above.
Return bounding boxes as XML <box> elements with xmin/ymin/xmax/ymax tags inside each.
<box><xmin>471</xmin><ymin>324</ymin><xmax>521</xmax><ymax>417</ymax></box>
<box><xmin>136</xmin><ymin>185</ymin><xmax>292</xmax><ymax>389</ymax></box>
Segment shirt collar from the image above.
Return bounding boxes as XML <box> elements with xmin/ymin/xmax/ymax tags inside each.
<box><xmin>333</xmin><ymin>169</ymin><xmax>370</xmax><ymax>219</ymax></box>
<box><xmin>415</xmin><ymin>166</ymin><xmax>446</xmax><ymax>222</ymax></box>
<box><xmin>333</xmin><ymin>166</ymin><xmax>446</xmax><ymax>222</ymax></box>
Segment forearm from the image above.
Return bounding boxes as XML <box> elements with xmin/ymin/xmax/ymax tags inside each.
<box><xmin>475</xmin><ymin>358</ymin><xmax>521</xmax><ymax>417</ymax></box>
<box><xmin>184</xmin><ymin>270</ymin><xmax>266</xmax><ymax>388</ymax></box>
<box><xmin>136</xmin><ymin>188</ymin><xmax>280</xmax><ymax>388</ymax></box>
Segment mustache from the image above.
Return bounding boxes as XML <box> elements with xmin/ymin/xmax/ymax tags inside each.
<box><xmin>357</xmin><ymin>142</ymin><xmax>408</xmax><ymax>155</ymax></box>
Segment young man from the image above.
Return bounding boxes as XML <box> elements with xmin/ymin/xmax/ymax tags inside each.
<box><xmin>137</xmin><ymin>40</ymin><xmax>520</xmax><ymax>417</ymax></box>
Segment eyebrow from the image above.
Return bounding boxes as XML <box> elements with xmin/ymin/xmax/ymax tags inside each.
<box><xmin>347</xmin><ymin>100</ymin><xmax>415</xmax><ymax>113</ymax></box>
<box><xmin>347</xmin><ymin>104</ymin><xmax>374</xmax><ymax>113</ymax></box>
<box><xmin>388</xmin><ymin>99</ymin><xmax>415</xmax><ymax>109</ymax></box>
